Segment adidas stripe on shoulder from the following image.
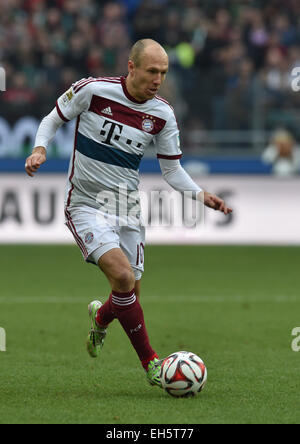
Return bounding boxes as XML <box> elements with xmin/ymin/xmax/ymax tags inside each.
<box><xmin>73</xmin><ymin>77</ymin><xmax>121</xmax><ymax>94</ymax></box>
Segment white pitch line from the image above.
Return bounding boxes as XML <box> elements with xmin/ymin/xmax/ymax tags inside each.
<box><xmin>0</xmin><ymin>295</ymin><xmax>299</xmax><ymax>304</ymax></box>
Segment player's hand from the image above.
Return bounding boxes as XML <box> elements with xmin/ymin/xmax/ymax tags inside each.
<box><xmin>25</xmin><ymin>146</ymin><xmax>47</xmax><ymax>177</ymax></box>
<box><xmin>199</xmin><ymin>191</ymin><xmax>233</xmax><ymax>215</ymax></box>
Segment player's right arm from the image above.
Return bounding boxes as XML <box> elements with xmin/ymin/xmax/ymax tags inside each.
<box><xmin>25</xmin><ymin>146</ymin><xmax>47</xmax><ymax>177</ymax></box>
<box><xmin>25</xmin><ymin>107</ymin><xmax>64</xmax><ymax>177</ymax></box>
<box><xmin>25</xmin><ymin>79</ymin><xmax>93</xmax><ymax>177</ymax></box>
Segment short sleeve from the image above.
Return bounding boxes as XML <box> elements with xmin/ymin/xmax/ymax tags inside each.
<box><xmin>55</xmin><ymin>78</ymin><xmax>94</xmax><ymax>122</ymax></box>
<box><xmin>154</xmin><ymin>109</ymin><xmax>182</xmax><ymax>160</ymax></box>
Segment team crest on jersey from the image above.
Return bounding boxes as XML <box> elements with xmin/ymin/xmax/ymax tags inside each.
<box><xmin>142</xmin><ymin>118</ymin><xmax>154</xmax><ymax>133</ymax></box>
<box><xmin>84</xmin><ymin>232</ymin><xmax>94</xmax><ymax>244</ymax></box>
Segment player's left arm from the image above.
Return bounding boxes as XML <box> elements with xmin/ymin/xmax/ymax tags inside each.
<box><xmin>198</xmin><ymin>190</ymin><xmax>232</xmax><ymax>215</ymax></box>
<box><xmin>159</xmin><ymin>158</ymin><xmax>232</xmax><ymax>215</ymax></box>
<box><xmin>155</xmin><ymin>109</ymin><xmax>232</xmax><ymax>215</ymax></box>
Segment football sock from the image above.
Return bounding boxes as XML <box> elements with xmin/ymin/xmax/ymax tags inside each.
<box><xmin>101</xmin><ymin>288</ymin><xmax>157</xmax><ymax>368</ymax></box>
<box><xmin>96</xmin><ymin>294</ymin><xmax>115</xmax><ymax>328</ymax></box>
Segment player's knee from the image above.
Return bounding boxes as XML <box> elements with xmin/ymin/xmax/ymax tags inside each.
<box><xmin>114</xmin><ymin>268</ymin><xmax>135</xmax><ymax>291</ymax></box>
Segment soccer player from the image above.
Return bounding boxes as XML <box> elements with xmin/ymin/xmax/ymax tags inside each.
<box><xmin>25</xmin><ymin>39</ymin><xmax>232</xmax><ymax>387</ymax></box>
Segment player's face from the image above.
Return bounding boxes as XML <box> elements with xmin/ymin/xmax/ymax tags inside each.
<box><xmin>128</xmin><ymin>50</ymin><xmax>169</xmax><ymax>101</ymax></box>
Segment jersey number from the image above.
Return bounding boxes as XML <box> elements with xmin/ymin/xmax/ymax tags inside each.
<box><xmin>136</xmin><ymin>243</ymin><xmax>145</xmax><ymax>266</ymax></box>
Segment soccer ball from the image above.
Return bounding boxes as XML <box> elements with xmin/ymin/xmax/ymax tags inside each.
<box><xmin>160</xmin><ymin>351</ymin><xmax>207</xmax><ymax>398</ymax></box>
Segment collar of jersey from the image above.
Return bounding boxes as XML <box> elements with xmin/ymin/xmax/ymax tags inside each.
<box><xmin>121</xmin><ymin>76</ymin><xmax>148</xmax><ymax>105</ymax></box>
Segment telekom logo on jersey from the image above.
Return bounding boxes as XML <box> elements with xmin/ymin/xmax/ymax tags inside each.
<box><xmin>100</xmin><ymin>120</ymin><xmax>123</xmax><ymax>145</ymax></box>
<box><xmin>99</xmin><ymin>119</ymin><xmax>143</xmax><ymax>150</ymax></box>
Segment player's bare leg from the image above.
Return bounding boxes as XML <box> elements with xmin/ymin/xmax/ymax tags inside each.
<box><xmin>98</xmin><ymin>248</ymin><xmax>135</xmax><ymax>293</ymax></box>
<box><xmin>134</xmin><ymin>279</ymin><xmax>141</xmax><ymax>301</ymax></box>
<box><xmin>87</xmin><ymin>247</ymin><xmax>162</xmax><ymax>386</ymax></box>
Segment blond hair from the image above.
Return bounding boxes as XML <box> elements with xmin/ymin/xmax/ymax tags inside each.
<box><xmin>129</xmin><ymin>39</ymin><xmax>166</xmax><ymax>66</ymax></box>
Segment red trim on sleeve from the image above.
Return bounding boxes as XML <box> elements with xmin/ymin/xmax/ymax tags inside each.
<box><xmin>157</xmin><ymin>154</ymin><xmax>182</xmax><ymax>160</ymax></box>
<box><xmin>56</xmin><ymin>101</ymin><xmax>70</xmax><ymax>122</ymax></box>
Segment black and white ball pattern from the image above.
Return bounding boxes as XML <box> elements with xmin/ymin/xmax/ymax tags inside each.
<box><xmin>160</xmin><ymin>351</ymin><xmax>207</xmax><ymax>398</ymax></box>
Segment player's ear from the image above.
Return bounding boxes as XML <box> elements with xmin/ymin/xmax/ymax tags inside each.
<box><xmin>128</xmin><ymin>59</ymin><xmax>135</xmax><ymax>75</ymax></box>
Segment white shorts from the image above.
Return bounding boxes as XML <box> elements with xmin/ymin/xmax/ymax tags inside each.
<box><xmin>65</xmin><ymin>206</ymin><xmax>145</xmax><ymax>280</ymax></box>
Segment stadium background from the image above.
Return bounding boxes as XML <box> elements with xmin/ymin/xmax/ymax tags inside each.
<box><xmin>2</xmin><ymin>0</ymin><xmax>300</xmax><ymax>160</ymax></box>
<box><xmin>1</xmin><ymin>0</ymin><xmax>300</xmax><ymax>425</ymax></box>
<box><xmin>1</xmin><ymin>0</ymin><xmax>300</xmax><ymax>244</ymax></box>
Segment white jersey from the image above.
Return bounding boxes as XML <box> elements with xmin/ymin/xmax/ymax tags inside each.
<box><xmin>55</xmin><ymin>76</ymin><xmax>182</xmax><ymax>212</ymax></box>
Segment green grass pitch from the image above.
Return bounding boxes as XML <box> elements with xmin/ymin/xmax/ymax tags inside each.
<box><xmin>0</xmin><ymin>244</ymin><xmax>300</xmax><ymax>424</ymax></box>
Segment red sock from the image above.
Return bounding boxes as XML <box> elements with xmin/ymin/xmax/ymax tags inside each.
<box><xmin>96</xmin><ymin>294</ymin><xmax>116</xmax><ymax>327</ymax></box>
<box><xmin>110</xmin><ymin>289</ymin><xmax>158</xmax><ymax>368</ymax></box>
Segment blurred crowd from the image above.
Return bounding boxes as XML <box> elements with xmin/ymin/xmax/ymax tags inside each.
<box><xmin>1</xmin><ymin>0</ymin><xmax>300</xmax><ymax>152</ymax></box>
